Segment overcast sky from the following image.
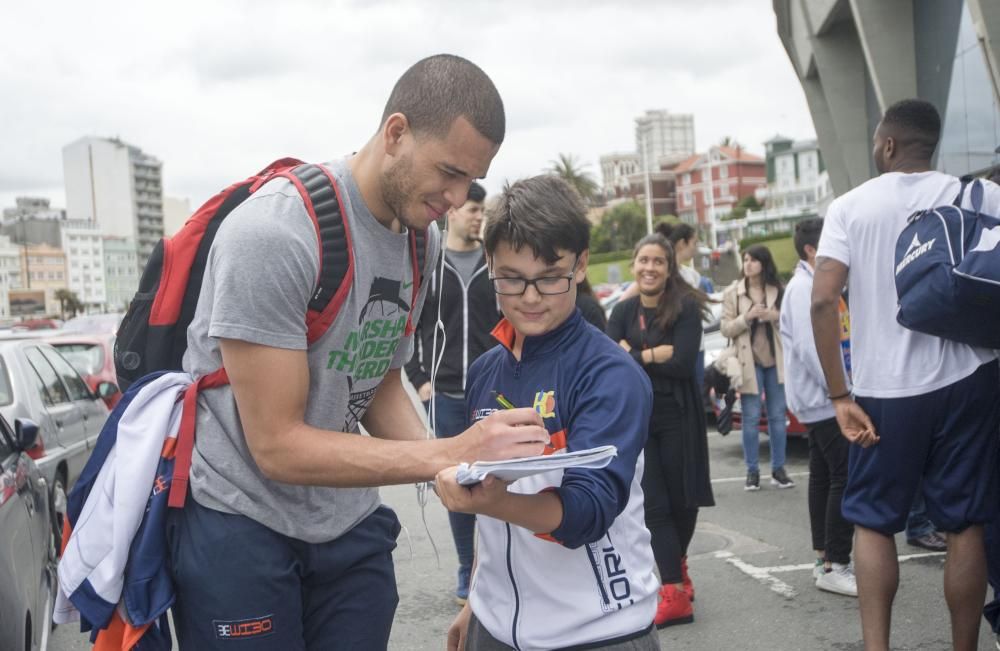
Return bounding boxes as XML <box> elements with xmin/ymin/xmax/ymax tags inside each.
<box><xmin>1</xmin><ymin>0</ymin><xmax>816</xmax><ymax>212</ymax></box>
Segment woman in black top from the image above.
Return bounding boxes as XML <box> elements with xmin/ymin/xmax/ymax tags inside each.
<box><xmin>607</xmin><ymin>233</ymin><xmax>714</xmax><ymax>629</ymax></box>
<box><xmin>576</xmin><ymin>276</ymin><xmax>607</xmax><ymax>331</ymax></box>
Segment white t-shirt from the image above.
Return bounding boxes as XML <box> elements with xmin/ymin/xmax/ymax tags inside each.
<box><xmin>817</xmin><ymin>170</ymin><xmax>998</xmax><ymax>398</ymax></box>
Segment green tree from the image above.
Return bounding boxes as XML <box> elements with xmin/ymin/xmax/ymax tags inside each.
<box><xmin>591</xmin><ymin>201</ymin><xmax>648</xmax><ymax>253</ymax></box>
<box><xmin>548</xmin><ymin>153</ymin><xmax>599</xmax><ymax>204</ymax></box>
<box><xmin>55</xmin><ymin>288</ymin><xmax>84</xmax><ymax>320</ymax></box>
<box><xmin>723</xmin><ymin>195</ymin><xmax>763</xmax><ymax>221</ymax></box>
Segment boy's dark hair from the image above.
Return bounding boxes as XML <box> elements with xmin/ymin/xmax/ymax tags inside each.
<box><xmin>483</xmin><ymin>175</ymin><xmax>589</xmax><ymax>264</ymax></box>
<box><xmin>793</xmin><ymin>218</ymin><xmax>823</xmax><ymax>261</ymax></box>
<box><xmin>466</xmin><ymin>181</ymin><xmax>487</xmax><ymax>204</ymax></box>
<box><xmin>381</xmin><ymin>54</ymin><xmax>505</xmax><ymax>145</ymax></box>
<box><xmin>881</xmin><ymin>99</ymin><xmax>941</xmax><ymax>160</ymax></box>
<box><xmin>655</xmin><ymin>221</ymin><xmax>696</xmax><ymax>246</ymax></box>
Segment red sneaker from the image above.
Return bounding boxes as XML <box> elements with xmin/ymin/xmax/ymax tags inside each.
<box><xmin>654</xmin><ymin>583</ymin><xmax>694</xmax><ymax>629</ymax></box>
<box><xmin>681</xmin><ymin>556</ymin><xmax>695</xmax><ymax>602</ymax></box>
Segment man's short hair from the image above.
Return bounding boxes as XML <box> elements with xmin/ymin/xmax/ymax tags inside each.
<box><xmin>466</xmin><ymin>181</ymin><xmax>486</xmax><ymax>204</ymax></box>
<box><xmin>381</xmin><ymin>54</ymin><xmax>505</xmax><ymax>145</ymax></box>
<box><xmin>793</xmin><ymin>218</ymin><xmax>823</xmax><ymax>261</ymax></box>
<box><xmin>484</xmin><ymin>175</ymin><xmax>589</xmax><ymax>264</ymax></box>
<box><xmin>881</xmin><ymin>99</ymin><xmax>941</xmax><ymax>160</ymax></box>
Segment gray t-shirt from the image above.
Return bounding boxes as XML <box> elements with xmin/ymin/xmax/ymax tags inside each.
<box><xmin>445</xmin><ymin>247</ymin><xmax>483</xmax><ymax>285</ymax></box>
<box><xmin>182</xmin><ymin>158</ymin><xmax>440</xmax><ymax>543</ymax></box>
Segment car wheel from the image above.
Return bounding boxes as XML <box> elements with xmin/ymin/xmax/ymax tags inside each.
<box><xmin>50</xmin><ymin>473</ymin><xmax>67</xmax><ymax>556</ymax></box>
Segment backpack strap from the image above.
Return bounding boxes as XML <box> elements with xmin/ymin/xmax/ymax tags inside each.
<box><xmin>954</xmin><ymin>175</ymin><xmax>984</xmax><ymax>216</ymax></box>
<box><xmin>405</xmin><ymin>228</ymin><xmax>430</xmax><ymax>336</ymax></box>
<box><xmin>272</xmin><ymin>163</ymin><xmax>355</xmax><ymax>345</ymax></box>
<box><xmin>167</xmin><ymin>367</ymin><xmax>229</xmax><ymax>508</ymax></box>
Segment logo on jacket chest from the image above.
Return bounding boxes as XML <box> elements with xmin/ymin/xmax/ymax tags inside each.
<box><xmin>532</xmin><ymin>390</ymin><xmax>556</xmax><ymax>419</ymax></box>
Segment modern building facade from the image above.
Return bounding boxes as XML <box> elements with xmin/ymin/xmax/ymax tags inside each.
<box><xmin>763</xmin><ymin>136</ymin><xmax>833</xmax><ymax>212</ymax></box>
<box><xmin>103</xmin><ymin>236</ymin><xmax>139</xmax><ymax>312</ymax></box>
<box><xmin>774</xmin><ymin>0</ymin><xmax>1000</xmax><ymax>195</ymax></box>
<box><xmin>62</xmin><ymin>136</ymin><xmax>165</xmax><ymax>272</ymax></box>
<box><xmin>715</xmin><ymin>136</ymin><xmax>835</xmax><ymax>245</ymax></box>
<box><xmin>599</xmin><ymin>152</ymin><xmax>641</xmax><ymax>198</ymax></box>
<box><xmin>635</xmin><ymin>110</ymin><xmax>696</xmax><ymax>168</ymax></box>
<box><xmin>0</xmin><ymin>236</ymin><xmax>22</xmax><ymax>321</ymax></box>
<box><xmin>62</xmin><ymin>222</ymin><xmax>107</xmax><ymax>311</ymax></box>
<box><xmin>675</xmin><ymin>146</ymin><xmax>768</xmax><ymax>240</ymax></box>
<box><xmin>17</xmin><ymin>244</ymin><xmax>66</xmax><ymax>316</ymax></box>
<box><xmin>2</xmin><ymin>197</ymin><xmax>65</xmax><ymax>223</ymax></box>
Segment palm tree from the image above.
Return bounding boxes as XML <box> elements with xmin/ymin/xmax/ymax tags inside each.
<box><xmin>548</xmin><ymin>153</ymin><xmax>599</xmax><ymax>204</ymax></box>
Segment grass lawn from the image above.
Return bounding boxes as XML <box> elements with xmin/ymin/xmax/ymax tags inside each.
<box><xmin>761</xmin><ymin>236</ymin><xmax>798</xmax><ymax>277</ymax></box>
<box><xmin>587</xmin><ymin>255</ymin><xmax>631</xmax><ymax>285</ymax></box>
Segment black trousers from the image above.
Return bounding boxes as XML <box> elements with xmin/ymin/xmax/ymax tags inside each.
<box><xmin>807</xmin><ymin>418</ymin><xmax>854</xmax><ymax>564</ymax></box>
<box><xmin>642</xmin><ymin>394</ymin><xmax>699</xmax><ymax>585</ymax></box>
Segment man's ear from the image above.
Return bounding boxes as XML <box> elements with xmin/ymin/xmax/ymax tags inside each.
<box><xmin>575</xmin><ymin>250</ymin><xmax>590</xmax><ymax>284</ymax></box>
<box><xmin>884</xmin><ymin>135</ymin><xmax>896</xmax><ymax>161</ymax></box>
<box><xmin>382</xmin><ymin>113</ymin><xmax>409</xmax><ymax>156</ymax></box>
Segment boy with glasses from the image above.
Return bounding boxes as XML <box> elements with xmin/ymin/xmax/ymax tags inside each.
<box><xmin>435</xmin><ymin>175</ymin><xmax>661</xmax><ymax>650</ymax></box>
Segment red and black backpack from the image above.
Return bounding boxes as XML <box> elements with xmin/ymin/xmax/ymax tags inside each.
<box><xmin>114</xmin><ymin>157</ymin><xmax>430</xmax><ymax>390</ymax></box>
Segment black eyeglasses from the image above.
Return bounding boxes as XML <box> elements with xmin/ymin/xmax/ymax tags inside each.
<box><xmin>490</xmin><ymin>256</ymin><xmax>579</xmax><ymax>296</ymax></box>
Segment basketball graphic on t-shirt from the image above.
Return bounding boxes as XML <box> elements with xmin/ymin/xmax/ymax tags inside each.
<box><xmin>359</xmin><ymin>276</ymin><xmax>411</xmax><ymax>323</ymax></box>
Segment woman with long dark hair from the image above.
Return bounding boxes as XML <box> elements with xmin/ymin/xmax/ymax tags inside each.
<box><xmin>720</xmin><ymin>244</ymin><xmax>792</xmax><ymax>492</ymax></box>
<box><xmin>607</xmin><ymin>233</ymin><xmax>715</xmax><ymax>628</ymax></box>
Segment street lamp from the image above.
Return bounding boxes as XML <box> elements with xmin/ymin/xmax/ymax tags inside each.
<box><xmin>641</xmin><ymin>132</ymin><xmax>654</xmax><ymax>235</ymax></box>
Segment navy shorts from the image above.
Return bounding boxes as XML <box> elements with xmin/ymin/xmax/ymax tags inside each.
<box><xmin>167</xmin><ymin>497</ymin><xmax>401</xmax><ymax>650</ymax></box>
<box><xmin>843</xmin><ymin>360</ymin><xmax>1000</xmax><ymax>535</ymax></box>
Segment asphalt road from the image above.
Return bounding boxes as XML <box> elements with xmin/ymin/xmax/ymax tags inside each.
<box><xmin>50</xmin><ymin>427</ymin><xmax>996</xmax><ymax>650</ymax></box>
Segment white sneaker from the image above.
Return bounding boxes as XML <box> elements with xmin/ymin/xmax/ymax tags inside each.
<box><xmin>815</xmin><ymin>562</ymin><xmax>857</xmax><ymax>597</ymax></box>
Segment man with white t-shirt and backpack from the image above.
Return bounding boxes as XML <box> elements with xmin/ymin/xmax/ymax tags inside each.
<box><xmin>811</xmin><ymin>99</ymin><xmax>1000</xmax><ymax>651</ymax></box>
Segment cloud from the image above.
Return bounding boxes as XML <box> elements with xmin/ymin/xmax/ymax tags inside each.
<box><xmin>0</xmin><ymin>0</ymin><xmax>815</xmax><ymax>209</ymax></box>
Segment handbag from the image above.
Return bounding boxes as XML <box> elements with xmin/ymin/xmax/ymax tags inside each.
<box><xmin>713</xmin><ymin>292</ymin><xmax>744</xmax><ymax>388</ymax></box>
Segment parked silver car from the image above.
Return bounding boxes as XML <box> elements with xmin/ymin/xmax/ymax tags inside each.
<box><xmin>0</xmin><ymin>338</ymin><xmax>112</xmax><ymax>546</ymax></box>
<box><xmin>0</xmin><ymin>414</ymin><xmax>55</xmax><ymax>651</ymax></box>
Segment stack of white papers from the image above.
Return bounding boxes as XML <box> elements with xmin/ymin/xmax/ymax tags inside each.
<box><xmin>455</xmin><ymin>445</ymin><xmax>618</xmax><ymax>486</ymax></box>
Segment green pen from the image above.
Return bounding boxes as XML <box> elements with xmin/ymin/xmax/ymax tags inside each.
<box><xmin>493</xmin><ymin>391</ymin><xmax>516</xmax><ymax>410</ymax></box>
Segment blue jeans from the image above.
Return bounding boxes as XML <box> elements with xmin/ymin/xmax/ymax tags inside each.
<box><xmin>424</xmin><ymin>395</ymin><xmax>475</xmax><ymax>573</ymax></box>
<box><xmin>740</xmin><ymin>364</ymin><xmax>787</xmax><ymax>473</ymax></box>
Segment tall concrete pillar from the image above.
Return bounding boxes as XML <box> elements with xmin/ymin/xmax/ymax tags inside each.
<box><xmin>800</xmin><ymin>76</ymin><xmax>851</xmax><ymax>196</ymax></box>
<box><xmin>849</xmin><ymin>0</ymin><xmax>918</xmax><ymax>111</ymax></box>
<box><xmin>811</xmin><ymin>19</ymin><xmax>873</xmax><ymax>190</ymax></box>
<box><xmin>968</xmin><ymin>0</ymin><xmax>1000</xmax><ymax>106</ymax></box>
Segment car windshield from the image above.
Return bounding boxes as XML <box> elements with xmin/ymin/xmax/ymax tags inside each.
<box><xmin>51</xmin><ymin>343</ymin><xmax>103</xmax><ymax>377</ymax></box>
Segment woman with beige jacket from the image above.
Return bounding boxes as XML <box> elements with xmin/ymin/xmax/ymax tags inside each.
<box><xmin>720</xmin><ymin>244</ymin><xmax>794</xmax><ymax>492</ymax></box>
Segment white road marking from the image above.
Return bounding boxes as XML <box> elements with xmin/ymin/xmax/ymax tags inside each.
<box><xmin>714</xmin><ymin>550</ymin><xmax>947</xmax><ymax>598</ymax></box>
<box><xmin>711</xmin><ymin>471</ymin><xmax>809</xmax><ymax>484</ymax></box>
<box><xmin>715</xmin><ymin>551</ymin><xmax>798</xmax><ymax>599</ymax></box>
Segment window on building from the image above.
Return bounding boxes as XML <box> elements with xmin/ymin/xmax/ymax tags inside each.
<box><xmin>683</xmin><ymin>174</ymin><xmax>691</xmax><ymax>185</ymax></box>
<box><xmin>720</xmin><ymin>165</ymin><xmax>728</xmax><ymax>178</ymax></box>
<box><xmin>683</xmin><ymin>191</ymin><xmax>692</xmax><ymax>205</ymax></box>
<box><xmin>721</xmin><ymin>183</ymin><xmax>730</xmax><ymax>196</ymax></box>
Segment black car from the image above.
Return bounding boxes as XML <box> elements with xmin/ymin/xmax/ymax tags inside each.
<box><xmin>0</xmin><ymin>415</ymin><xmax>56</xmax><ymax>651</ymax></box>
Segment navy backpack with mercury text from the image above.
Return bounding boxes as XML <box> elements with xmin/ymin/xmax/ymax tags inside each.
<box><xmin>894</xmin><ymin>176</ymin><xmax>1000</xmax><ymax>348</ymax></box>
